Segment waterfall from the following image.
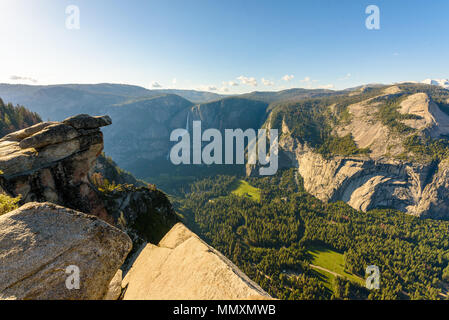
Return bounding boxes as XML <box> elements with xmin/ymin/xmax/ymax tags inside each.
<box><xmin>167</xmin><ymin>111</ymin><xmax>190</xmax><ymax>160</ymax></box>
<box><xmin>185</xmin><ymin>111</ymin><xmax>190</xmax><ymax>132</ymax></box>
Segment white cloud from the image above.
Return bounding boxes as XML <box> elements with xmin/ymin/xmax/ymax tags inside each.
<box><xmin>300</xmin><ymin>76</ymin><xmax>311</xmax><ymax>83</ymax></box>
<box><xmin>282</xmin><ymin>74</ymin><xmax>294</xmax><ymax>82</ymax></box>
<box><xmin>172</xmin><ymin>78</ymin><xmax>177</xmax><ymax>85</ymax></box>
<box><xmin>10</xmin><ymin>75</ymin><xmax>37</xmax><ymax>83</ymax></box>
<box><xmin>151</xmin><ymin>81</ymin><xmax>162</xmax><ymax>88</ymax></box>
<box><xmin>223</xmin><ymin>80</ymin><xmax>239</xmax><ymax>87</ymax></box>
<box><xmin>261</xmin><ymin>78</ymin><xmax>274</xmax><ymax>86</ymax></box>
<box><xmin>220</xmin><ymin>87</ymin><xmax>230</xmax><ymax>92</ymax></box>
<box><xmin>237</xmin><ymin>76</ymin><xmax>258</xmax><ymax>87</ymax></box>
<box><xmin>338</xmin><ymin>73</ymin><xmax>351</xmax><ymax>81</ymax></box>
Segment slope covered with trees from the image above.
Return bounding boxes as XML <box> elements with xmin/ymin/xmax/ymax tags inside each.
<box><xmin>0</xmin><ymin>98</ymin><xmax>41</xmax><ymax>137</ymax></box>
<box><xmin>174</xmin><ymin>169</ymin><xmax>449</xmax><ymax>300</ymax></box>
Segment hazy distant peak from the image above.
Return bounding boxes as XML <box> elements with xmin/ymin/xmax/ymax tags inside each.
<box><xmin>421</xmin><ymin>78</ymin><xmax>449</xmax><ymax>89</ymax></box>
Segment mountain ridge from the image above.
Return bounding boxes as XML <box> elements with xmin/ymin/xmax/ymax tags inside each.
<box><xmin>3</xmin><ymin>82</ymin><xmax>449</xmax><ymax>218</ymax></box>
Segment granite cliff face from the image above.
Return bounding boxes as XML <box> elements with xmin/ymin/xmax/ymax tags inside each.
<box><xmin>189</xmin><ymin>97</ymin><xmax>268</xmax><ymax>131</ymax></box>
<box><xmin>263</xmin><ymin>86</ymin><xmax>449</xmax><ymax>219</ymax></box>
<box><xmin>296</xmin><ymin>151</ymin><xmax>449</xmax><ymax>218</ymax></box>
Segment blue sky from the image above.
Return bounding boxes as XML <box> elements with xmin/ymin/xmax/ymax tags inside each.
<box><xmin>1</xmin><ymin>0</ymin><xmax>448</xmax><ymax>93</ymax></box>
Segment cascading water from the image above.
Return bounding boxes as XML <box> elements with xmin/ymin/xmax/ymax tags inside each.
<box><xmin>167</xmin><ymin>111</ymin><xmax>191</xmax><ymax>160</ymax></box>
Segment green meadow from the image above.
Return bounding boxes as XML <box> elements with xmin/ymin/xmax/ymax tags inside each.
<box><xmin>231</xmin><ymin>180</ymin><xmax>261</xmax><ymax>202</ymax></box>
<box><xmin>307</xmin><ymin>244</ymin><xmax>364</xmax><ymax>289</ymax></box>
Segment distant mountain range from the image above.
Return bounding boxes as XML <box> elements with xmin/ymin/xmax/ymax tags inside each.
<box><xmin>1</xmin><ymin>81</ymin><xmax>445</xmax><ymax>123</ymax></box>
<box><xmin>422</xmin><ymin>79</ymin><xmax>449</xmax><ymax>90</ymax></box>
<box><xmin>0</xmin><ymin>83</ymin><xmax>341</xmax><ymax>119</ymax></box>
<box><xmin>0</xmin><ymin>82</ymin><xmax>341</xmax><ymax>179</ymax></box>
<box><xmin>0</xmin><ymin>83</ymin><xmax>227</xmax><ymax>121</ymax></box>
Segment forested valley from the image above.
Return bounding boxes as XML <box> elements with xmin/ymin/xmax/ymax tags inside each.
<box><xmin>173</xmin><ymin>169</ymin><xmax>449</xmax><ymax>300</ymax></box>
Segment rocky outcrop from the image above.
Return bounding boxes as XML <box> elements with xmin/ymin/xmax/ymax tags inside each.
<box><xmin>122</xmin><ymin>223</ymin><xmax>271</xmax><ymax>300</ymax></box>
<box><xmin>0</xmin><ymin>114</ymin><xmax>112</xmax><ymax>222</ymax></box>
<box><xmin>0</xmin><ymin>113</ymin><xmax>179</xmax><ymax>240</ymax></box>
<box><xmin>0</xmin><ymin>202</ymin><xmax>132</xmax><ymax>300</ymax></box>
<box><xmin>399</xmin><ymin>93</ymin><xmax>449</xmax><ymax>138</ymax></box>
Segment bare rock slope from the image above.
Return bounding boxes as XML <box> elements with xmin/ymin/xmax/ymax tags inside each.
<box><xmin>296</xmin><ymin>151</ymin><xmax>449</xmax><ymax>218</ymax></box>
<box><xmin>122</xmin><ymin>223</ymin><xmax>271</xmax><ymax>300</ymax></box>
<box><xmin>0</xmin><ymin>202</ymin><xmax>132</xmax><ymax>300</ymax></box>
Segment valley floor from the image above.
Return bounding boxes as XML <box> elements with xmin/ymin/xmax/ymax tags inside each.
<box><xmin>164</xmin><ymin>169</ymin><xmax>449</xmax><ymax>300</ymax></box>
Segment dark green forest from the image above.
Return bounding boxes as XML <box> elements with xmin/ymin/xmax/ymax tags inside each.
<box><xmin>0</xmin><ymin>98</ymin><xmax>41</xmax><ymax>137</ymax></box>
<box><xmin>173</xmin><ymin>169</ymin><xmax>449</xmax><ymax>300</ymax></box>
